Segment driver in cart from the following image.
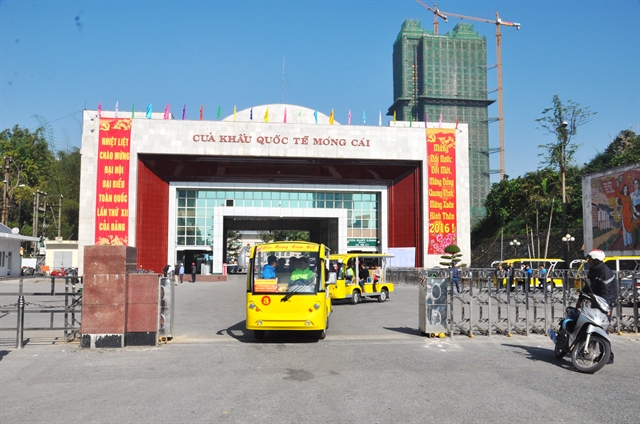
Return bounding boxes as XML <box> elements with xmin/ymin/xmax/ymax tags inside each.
<box><xmin>290</xmin><ymin>257</ymin><xmax>315</xmax><ymax>286</ymax></box>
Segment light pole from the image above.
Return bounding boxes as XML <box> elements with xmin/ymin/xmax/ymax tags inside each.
<box><xmin>2</xmin><ymin>156</ymin><xmax>10</xmax><ymax>225</ymax></box>
<box><xmin>562</xmin><ymin>233</ymin><xmax>575</xmax><ymax>264</ymax></box>
<box><xmin>559</xmin><ymin>120</ymin><xmax>569</xmax><ymax>267</ymax></box>
<box><xmin>509</xmin><ymin>239</ymin><xmax>521</xmax><ymax>258</ymax></box>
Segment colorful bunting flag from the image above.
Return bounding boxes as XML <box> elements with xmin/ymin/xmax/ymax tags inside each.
<box><xmin>348</xmin><ymin>109</ymin><xmax>351</xmax><ymax>125</ymax></box>
<box><xmin>146</xmin><ymin>103</ymin><xmax>152</xmax><ymax>119</ymax></box>
<box><xmin>363</xmin><ymin>110</ymin><xmax>366</xmax><ymax>124</ymax></box>
<box><xmin>115</xmin><ymin>101</ymin><xmax>119</xmax><ymax>118</ymax></box>
<box><xmin>393</xmin><ymin>110</ymin><xmax>396</xmax><ymax>123</ymax></box>
<box><xmin>250</xmin><ymin>108</ymin><xmax>253</xmax><ymax>120</ymax></box>
<box><xmin>264</xmin><ymin>108</ymin><xmax>269</xmax><ymax>123</ymax></box>
<box><xmin>284</xmin><ymin>107</ymin><xmax>287</xmax><ymax>123</ymax></box>
<box><xmin>97</xmin><ymin>102</ymin><xmax>102</xmax><ymax>117</ymax></box>
<box><xmin>329</xmin><ymin>109</ymin><xmax>334</xmax><ymax>125</ymax></box>
<box><xmin>164</xmin><ymin>104</ymin><xmax>170</xmax><ymax>120</ymax></box>
<box><xmin>217</xmin><ymin>106</ymin><xmax>221</xmax><ymax>119</ymax></box>
<box><xmin>182</xmin><ymin>104</ymin><xmax>186</xmax><ymax>120</ymax></box>
<box><xmin>455</xmin><ymin>117</ymin><xmax>459</xmax><ymax>129</ymax></box>
<box><xmin>234</xmin><ymin>105</ymin><xmax>237</xmax><ymax>122</ymax></box>
<box><xmin>199</xmin><ymin>105</ymin><xmax>203</xmax><ymax>120</ymax></box>
<box><xmin>439</xmin><ymin>113</ymin><xmax>442</xmax><ymax>128</ymax></box>
<box><xmin>379</xmin><ymin>111</ymin><xmax>382</xmax><ymax>126</ymax></box>
<box><xmin>131</xmin><ymin>103</ymin><xmax>135</xmax><ymax>119</ymax></box>
<box><xmin>314</xmin><ymin>110</ymin><xmax>318</xmax><ymax>124</ymax></box>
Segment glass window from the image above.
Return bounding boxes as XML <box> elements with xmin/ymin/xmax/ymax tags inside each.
<box><xmin>281</xmin><ymin>192</ymin><xmax>290</xmax><ymax>200</ymax></box>
<box><xmin>290</xmin><ymin>192</ymin><xmax>299</xmax><ymax>200</ymax></box>
<box><xmin>187</xmin><ymin>199</ymin><xmax>196</xmax><ymax>207</ymax></box>
<box><xmin>235</xmin><ymin>191</ymin><xmax>244</xmax><ymax>199</ymax></box>
<box><xmin>317</xmin><ymin>201</ymin><xmax>324</xmax><ymax>208</ymax></box>
<box><xmin>251</xmin><ymin>246</ymin><xmax>320</xmax><ymax>294</ymax></box>
<box><xmin>255</xmin><ymin>192</ymin><xmax>263</xmax><ymax>200</ymax></box>
<box><xmin>187</xmin><ymin>237</ymin><xmax>195</xmax><ymax>245</ymax></box>
<box><xmin>272</xmin><ymin>192</ymin><xmax>280</xmax><ymax>200</ymax></box>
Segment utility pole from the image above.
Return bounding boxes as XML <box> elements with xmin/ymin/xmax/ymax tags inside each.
<box><xmin>58</xmin><ymin>194</ymin><xmax>63</xmax><ymax>239</ymax></box>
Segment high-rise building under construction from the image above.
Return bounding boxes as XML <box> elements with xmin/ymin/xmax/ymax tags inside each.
<box><xmin>388</xmin><ymin>20</ymin><xmax>494</xmax><ymax>223</ymax></box>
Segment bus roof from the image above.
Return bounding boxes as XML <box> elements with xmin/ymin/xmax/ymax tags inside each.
<box><xmin>330</xmin><ymin>253</ymin><xmax>394</xmax><ymax>262</ymax></box>
<box><xmin>491</xmin><ymin>258</ymin><xmax>564</xmax><ymax>266</ymax></box>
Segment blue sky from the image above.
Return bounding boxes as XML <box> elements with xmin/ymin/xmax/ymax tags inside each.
<box><xmin>1</xmin><ymin>0</ymin><xmax>638</xmax><ymax>181</ymax></box>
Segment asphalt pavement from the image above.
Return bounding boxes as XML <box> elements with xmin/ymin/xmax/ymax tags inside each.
<box><xmin>1</xmin><ymin>275</ymin><xmax>639</xmax><ymax>423</ymax></box>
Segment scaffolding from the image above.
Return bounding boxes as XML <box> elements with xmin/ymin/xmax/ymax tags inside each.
<box><xmin>389</xmin><ymin>20</ymin><xmax>494</xmax><ymax>223</ymax></box>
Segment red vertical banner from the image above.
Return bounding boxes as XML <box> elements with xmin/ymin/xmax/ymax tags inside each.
<box><xmin>426</xmin><ymin>128</ymin><xmax>457</xmax><ymax>254</ymax></box>
<box><xmin>95</xmin><ymin>118</ymin><xmax>132</xmax><ymax>245</ymax></box>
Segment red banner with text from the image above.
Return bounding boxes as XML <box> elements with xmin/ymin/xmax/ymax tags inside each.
<box><xmin>427</xmin><ymin>128</ymin><xmax>457</xmax><ymax>254</ymax></box>
<box><xmin>95</xmin><ymin>118</ymin><xmax>131</xmax><ymax>245</ymax></box>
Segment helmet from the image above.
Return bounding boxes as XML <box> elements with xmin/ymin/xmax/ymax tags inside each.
<box><xmin>586</xmin><ymin>249</ymin><xmax>605</xmax><ymax>262</ymax></box>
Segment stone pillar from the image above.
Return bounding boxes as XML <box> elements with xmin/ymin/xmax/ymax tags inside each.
<box><xmin>125</xmin><ymin>273</ymin><xmax>159</xmax><ymax>346</ymax></box>
<box><xmin>81</xmin><ymin>245</ymin><xmax>136</xmax><ymax>348</ymax></box>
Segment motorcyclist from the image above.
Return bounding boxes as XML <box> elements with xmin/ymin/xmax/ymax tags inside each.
<box><xmin>579</xmin><ymin>249</ymin><xmax>617</xmax><ymax>364</ymax></box>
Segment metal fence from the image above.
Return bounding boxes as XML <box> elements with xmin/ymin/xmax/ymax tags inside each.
<box><xmin>390</xmin><ymin>267</ymin><xmax>639</xmax><ymax>337</ymax></box>
<box><xmin>0</xmin><ymin>276</ymin><xmax>83</xmax><ymax>348</ymax></box>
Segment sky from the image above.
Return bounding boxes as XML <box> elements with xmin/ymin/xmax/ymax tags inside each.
<box><xmin>1</xmin><ymin>0</ymin><xmax>638</xmax><ymax>182</ymax></box>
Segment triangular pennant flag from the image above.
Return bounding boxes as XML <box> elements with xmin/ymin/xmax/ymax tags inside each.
<box><xmin>284</xmin><ymin>107</ymin><xmax>287</xmax><ymax>123</ymax></box>
<box><xmin>314</xmin><ymin>110</ymin><xmax>318</xmax><ymax>124</ymax></box>
<box><xmin>182</xmin><ymin>104</ymin><xmax>186</xmax><ymax>120</ymax></box>
<box><xmin>97</xmin><ymin>102</ymin><xmax>102</xmax><ymax>117</ymax></box>
<box><xmin>164</xmin><ymin>103</ymin><xmax>170</xmax><ymax>120</ymax></box>
<box><xmin>250</xmin><ymin>108</ymin><xmax>253</xmax><ymax>120</ymax></box>
<box><xmin>264</xmin><ymin>108</ymin><xmax>269</xmax><ymax>123</ymax></box>
<box><xmin>234</xmin><ymin>105</ymin><xmax>237</xmax><ymax>122</ymax></box>
<box><xmin>199</xmin><ymin>105</ymin><xmax>203</xmax><ymax>120</ymax></box>
<box><xmin>146</xmin><ymin>103</ymin><xmax>152</xmax><ymax>119</ymax></box>
<box><xmin>439</xmin><ymin>113</ymin><xmax>442</xmax><ymax>128</ymax></box>
<box><xmin>393</xmin><ymin>110</ymin><xmax>396</xmax><ymax>123</ymax></box>
<box><xmin>115</xmin><ymin>101</ymin><xmax>119</xmax><ymax>118</ymax></box>
<box><xmin>363</xmin><ymin>110</ymin><xmax>366</xmax><ymax>124</ymax></box>
<box><xmin>379</xmin><ymin>111</ymin><xmax>382</xmax><ymax>126</ymax></box>
<box><xmin>329</xmin><ymin>109</ymin><xmax>334</xmax><ymax>125</ymax></box>
<box><xmin>455</xmin><ymin>117</ymin><xmax>459</xmax><ymax>129</ymax></box>
<box><xmin>131</xmin><ymin>103</ymin><xmax>135</xmax><ymax>119</ymax></box>
<box><xmin>348</xmin><ymin>109</ymin><xmax>351</xmax><ymax>125</ymax></box>
<box><xmin>217</xmin><ymin>106</ymin><xmax>221</xmax><ymax>119</ymax></box>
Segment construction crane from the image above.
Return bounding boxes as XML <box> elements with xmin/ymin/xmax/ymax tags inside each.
<box><xmin>415</xmin><ymin>0</ymin><xmax>520</xmax><ymax>181</ymax></box>
<box><xmin>415</xmin><ymin>1</ymin><xmax>448</xmax><ymax>35</ymax></box>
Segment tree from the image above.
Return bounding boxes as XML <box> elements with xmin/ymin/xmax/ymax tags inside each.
<box><xmin>259</xmin><ymin>231</ymin><xmax>310</xmax><ymax>243</ymax></box>
<box><xmin>439</xmin><ymin>244</ymin><xmax>466</xmax><ymax>268</ymax></box>
<box><xmin>536</xmin><ymin>95</ymin><xmax>596</xmax><ymax>266</ymax></box>
<box><xmin>226</xmin><ymin>230</ymin><xmax>242</xmax><ymax>259</ymax></box>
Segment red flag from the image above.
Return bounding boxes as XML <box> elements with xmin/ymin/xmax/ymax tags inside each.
<box><xmin>164</xmin><ymin>104</ymin><xmax>170</xmax><ymax>119</ymax></box>
<box><xmin>97</xmin><ymin>102</ymin><xmax>102</xmax><ymax>117</ymax></box>
<box><xmin>455</xmin><ymin>118</ymin><xmax>459</xmax><ymax>129</ymax></box>
<box><xmin>199</xmin><ymin>105</ymin><xmax>203</xmax><ymax>120</ymax></box>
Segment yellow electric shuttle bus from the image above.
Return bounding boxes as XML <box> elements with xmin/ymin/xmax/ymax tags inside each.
<box><xmin>246</xmin><ymin>241</ymin><xmax>332</xmax><ymax>340</ymax></box>
<box><xmin>328</xmin><ymin>253</ymin><xmax>395</xmax><ymax>304</ymax></box>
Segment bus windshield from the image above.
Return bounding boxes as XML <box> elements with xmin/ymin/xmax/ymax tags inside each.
<box><xmin>251</xmin><ymin>244</ymin><xmax>320</xmax><ymax>294</ymax></box>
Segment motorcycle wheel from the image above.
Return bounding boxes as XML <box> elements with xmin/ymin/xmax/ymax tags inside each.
<box><xmin>570</xmin><ymin>334</ymin><xmax>610</xmax><ymax>373</ymax></box>
<box><xmin>554</xmin><ymin>343</ymin><xmax>567</xmax><ymax>358</ymax></box>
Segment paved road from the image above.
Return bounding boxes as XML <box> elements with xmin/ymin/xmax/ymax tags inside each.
<box><xmin>1</xmin><ymin>275</ymin><xmax>639</xmax><ymax>423</ymax></box>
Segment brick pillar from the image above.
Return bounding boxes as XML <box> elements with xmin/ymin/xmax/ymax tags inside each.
<box><xmin>81</xmin><ymin>245</ymin><xmax>137</xmax><ymax>348</ymax></box>
<box><xmin>125</xmin><ymin>273</ymin><xmax>159</xmax><ymax>346</ymax></box>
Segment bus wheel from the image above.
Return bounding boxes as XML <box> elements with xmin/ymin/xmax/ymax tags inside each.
<box><xmin>351</xmin><ymin>291</ymin><xmax>360</xmax><ymax>305</ymax></box>
<box><xmin>254</xmin><ymin>330</ymin><xmax>265</xmax><ymax>340</ymax></box>
<box><xmin>316</xmin><ymin>329</ymin><xmax>326</xmax><ymax>340</ymax></box>
<box><xmin>378</xmin><ymin>288</ymin><xmax>388</xmax><ymax>302</ymax></box>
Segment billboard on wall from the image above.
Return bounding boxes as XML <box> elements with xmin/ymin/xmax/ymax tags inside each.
<box><xmin>583</xmin><ymin>162</ymin><xmax>640</xmax><ymax>255</ymax></box>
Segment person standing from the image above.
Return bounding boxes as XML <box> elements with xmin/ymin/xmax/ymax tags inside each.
<box><xmin>450</xmin><ymin>263</ymin><xmax>460</xmax><ymax>293</ymax></box>
<box><xmin>190</xmin><ymin>262</ymin><xmax>197</xmax><ymax>283</ymax></box>
<box><xmin>178</xmin><ymin>263</ymin><xmax>184</xmax><ymax>284</ymax></box>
